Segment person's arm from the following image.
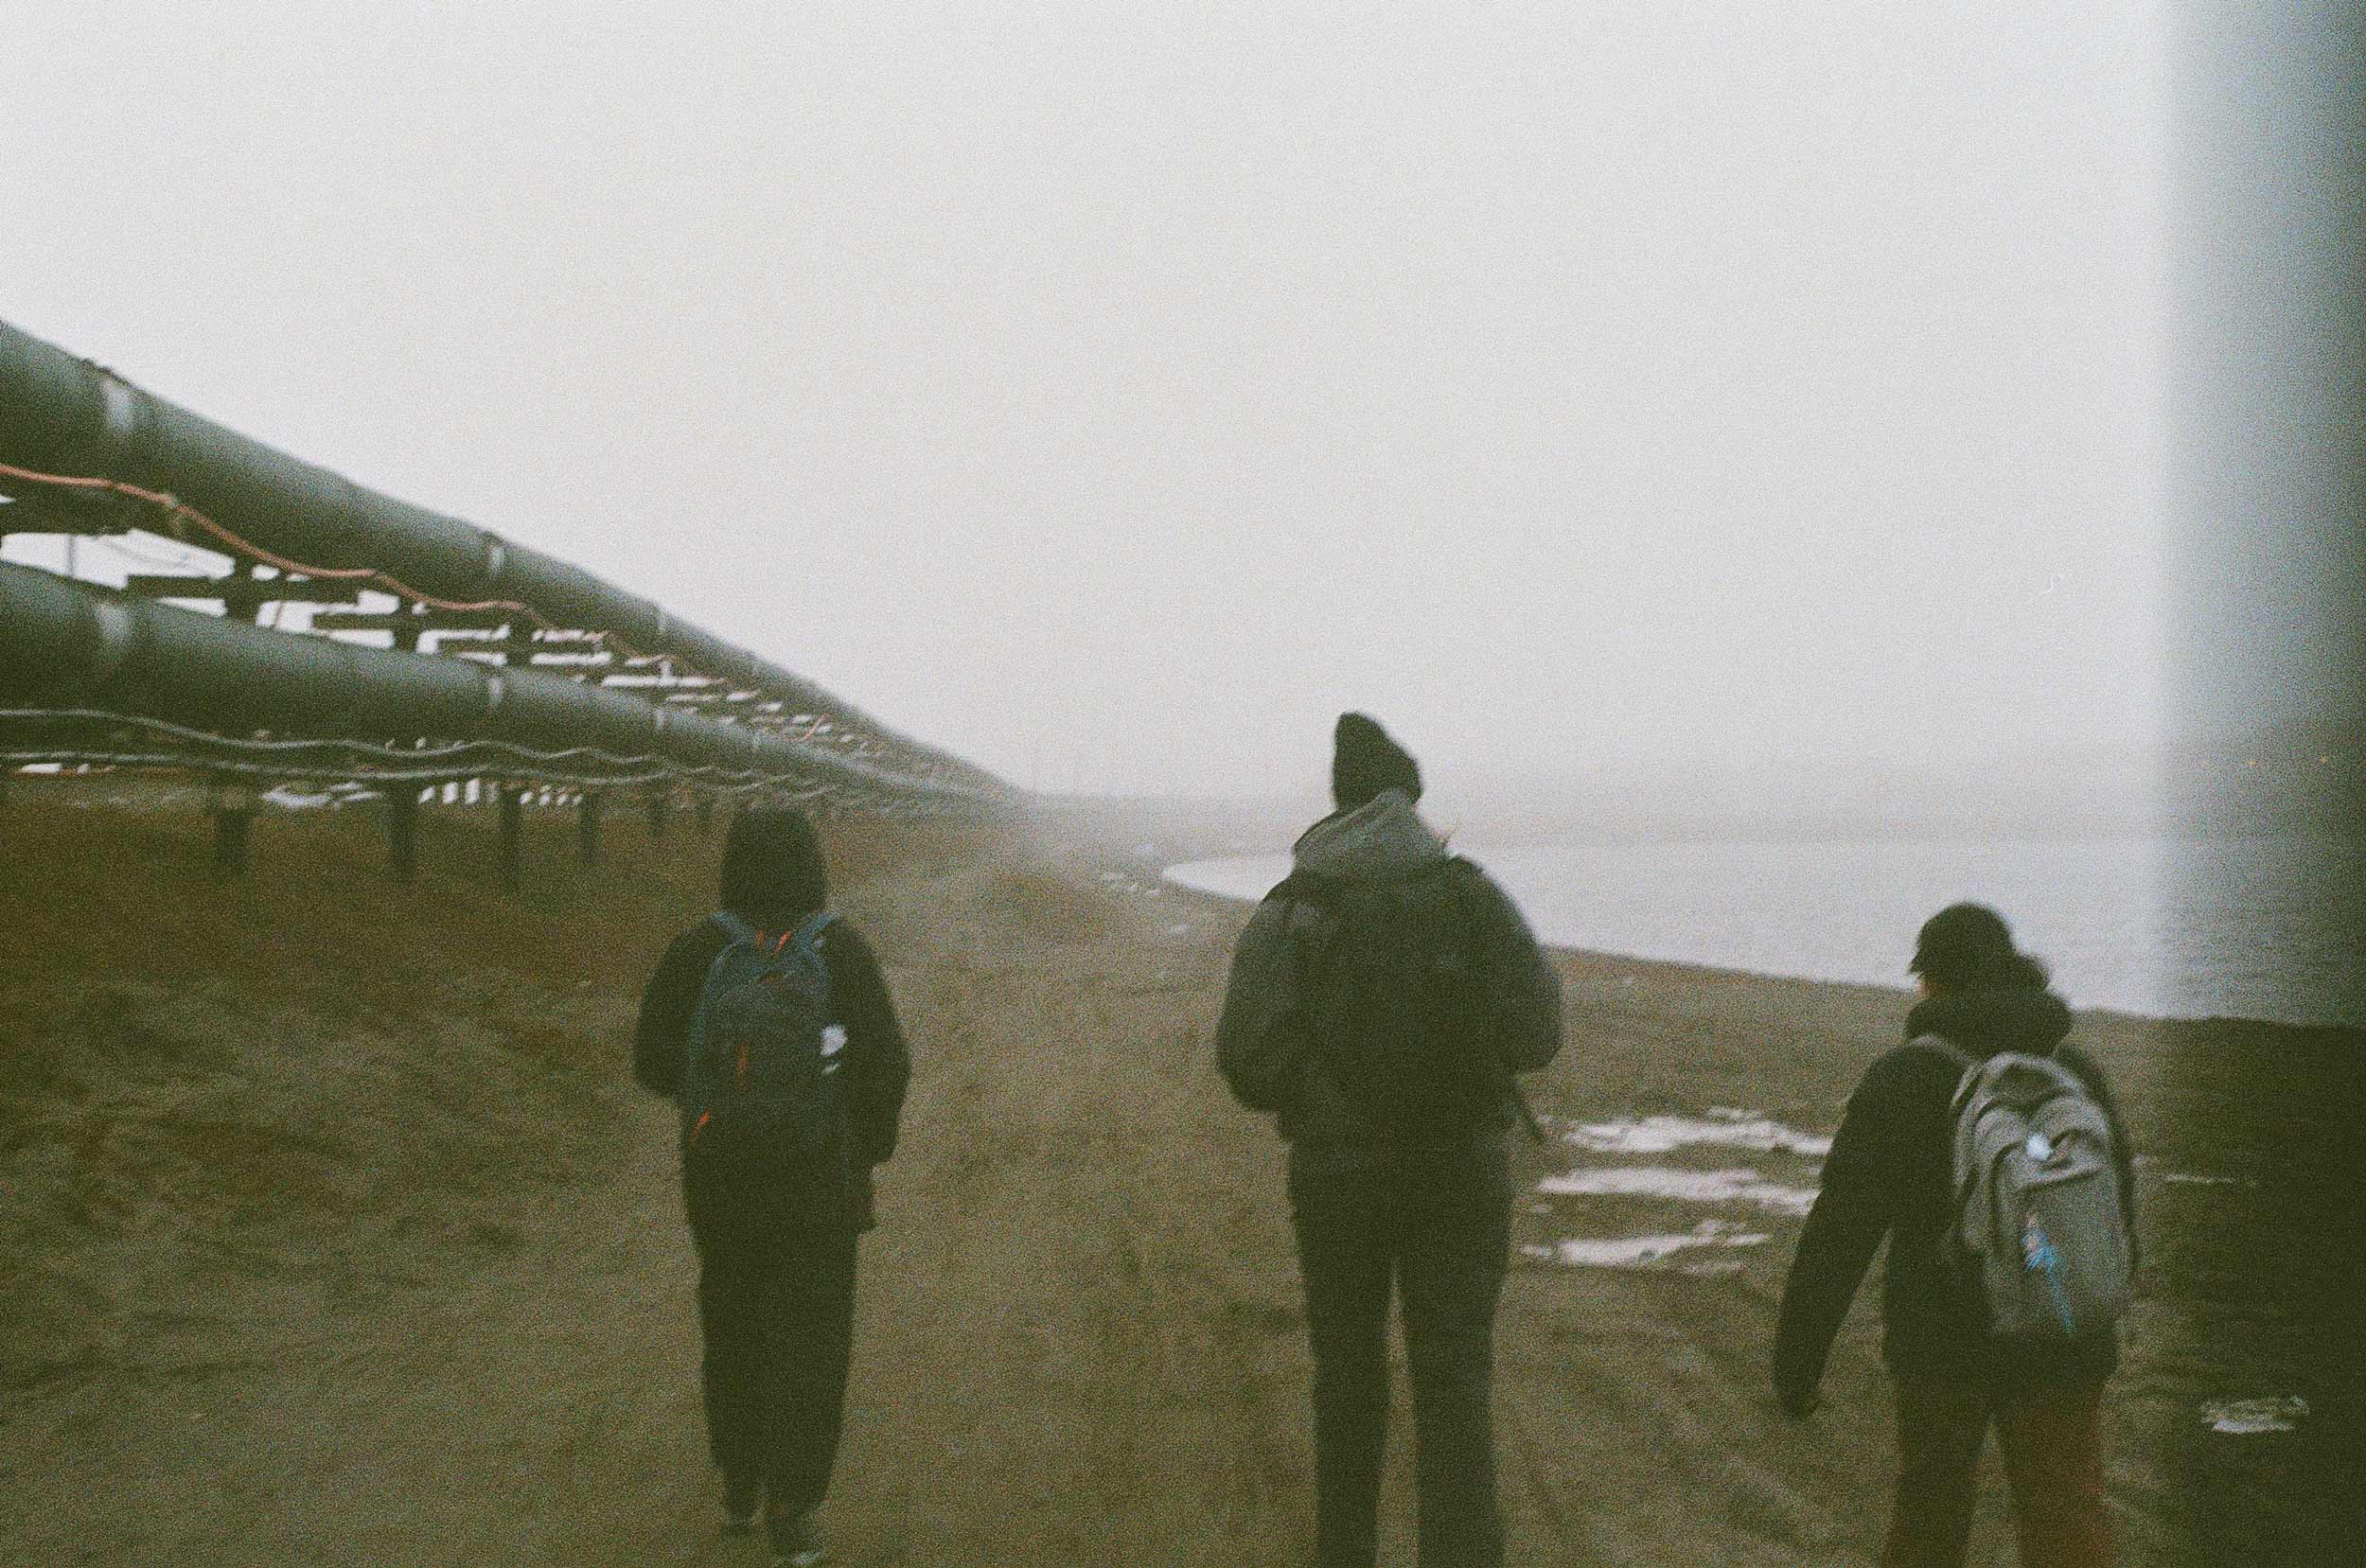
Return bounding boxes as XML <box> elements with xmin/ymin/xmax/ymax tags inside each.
<box><xmin>1772</xmin><ymin>1053</ymin><xmax>1905</xmax><ymax>1415</ymax></box>
<box><xmin>1214</xmin><ymin>892</ymin><xmax>1324</xmax><ymax>1112</ymax></box>
<box><xmin>1465</xmin><ymin>867</ymin><xmax>1563</xmax><ymax>1074</ymax></box>
<box><xmin>825</xmin><ymin>923</ymin><xmax>910</xmax><ymax>1168</ymax></box>
<box><xmin>633</xmin><ymin>928</ymin><xmax>715</xmax><ymax>1098</ymax></box>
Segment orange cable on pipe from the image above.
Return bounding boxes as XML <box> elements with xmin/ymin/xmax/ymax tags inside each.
<box><xmin>0</xmin><ymin>459</ymin><xmax>680</xmax><ymax>667</ymax></box>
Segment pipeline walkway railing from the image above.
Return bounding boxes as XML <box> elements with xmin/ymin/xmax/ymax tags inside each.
<box><xmin>0</xmin><ymin>320</ymin><xmax>1011</xmax><ymax>882</ymax></box>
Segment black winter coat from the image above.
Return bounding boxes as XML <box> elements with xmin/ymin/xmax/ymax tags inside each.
<box><xmin>1214</xmin><ymin>790</ymin><xmax>1563</xmax><ymax>1178</ymax></box>
<box><xmin>1772</xmin><ymin>987</ymin><xmax>2136</xmax><ymax>1402</ymax></box>
<box><xmin>635</xmin><ymin>914</ymin><xmax>909</xmax><ymax>1231</ymax></box>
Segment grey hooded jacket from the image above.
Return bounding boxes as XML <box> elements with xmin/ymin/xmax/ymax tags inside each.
<box><xmin>1214</xmin><ymin>789</ymin><xmax>1564</xmax><ymax>1171</ymax></box>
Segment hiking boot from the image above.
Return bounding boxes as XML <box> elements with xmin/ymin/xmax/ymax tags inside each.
<box><xmin>768</xmin><ymin>1510</ymin><xmax>827</xmax><ymax>1566</ymax></box>
<box><xmin>720</xmin><ymin>1475</ymin><xmax>761</xmax><ymax>1535</ymax></box>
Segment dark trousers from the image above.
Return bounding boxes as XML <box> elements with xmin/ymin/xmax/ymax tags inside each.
<box><xmin>1882</xmin><ymin>1375</ymin><xmax>2113</xmax><ymax>1568</ymax></box>
<box><xmin>1289</xmin><ymin>1154</ymin><xmax>1512</xmax><ymax>1568</ymax></box>
<box><xmin>687</xmin><ymin>1199</ymin><xmax>859</xmax><ymax>1525</ymax></box>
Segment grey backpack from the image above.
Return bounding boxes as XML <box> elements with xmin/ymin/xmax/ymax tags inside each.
<box><xmin>1917</xmin><ymin>1036</ymin><xmax>2132</xmax><ymax>1340</ymax></box>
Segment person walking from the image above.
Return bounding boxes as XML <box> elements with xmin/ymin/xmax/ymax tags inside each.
<box><xmin>635</xmin><ymin>805</ymin><xmax>910</xmax><ymax>1568</ymax></box>
<box><xmin>1773</xmin><ymin>902</ymin><xmax>2135</xmax><ymax>1567</ymax></box>
<box><xmin>1216</xmin><ymin>713</ymin><xmax>1563</xmax><ymax>1568</ymax></box>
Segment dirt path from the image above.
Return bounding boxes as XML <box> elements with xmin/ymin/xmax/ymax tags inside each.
<box><xmin>7</xmin><ymin>802</ymin><xmax>2340</xmax><ymax>1564</ymax></box>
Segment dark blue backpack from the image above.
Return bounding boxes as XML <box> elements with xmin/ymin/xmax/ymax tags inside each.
<box><xmin>680</xmin><ymin>910</ymin><xmax>849</xmax><ymax>1189</ymax></box>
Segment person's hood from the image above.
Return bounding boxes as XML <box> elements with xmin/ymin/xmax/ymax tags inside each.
<box><xmin>719</xmin><ymin>807</ymin><xmax>829</xmax><ymax>924</ymax></box>
<box><xmin>1291</xmin><ymin>787</ymin><xmax>1448</xmax><ymax>882</ymax></box>
<box><xmin>1904</xmin><ymin>986</ymin><xmax>2074</xmax><ymax>1056</ymax></box>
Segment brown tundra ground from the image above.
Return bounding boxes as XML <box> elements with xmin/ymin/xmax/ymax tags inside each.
<box><xmin>1</xmin><ymin>788</ymin><xmax>2356</xmax><ymax>1564</ymax></box>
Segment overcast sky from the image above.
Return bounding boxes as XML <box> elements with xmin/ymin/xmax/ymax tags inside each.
<box><xmin>3</xmin><ymin>2</ymin><xmax>2174</xmax><ymax>802</ymax></box>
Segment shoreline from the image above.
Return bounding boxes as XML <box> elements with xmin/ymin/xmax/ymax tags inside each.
<box><xmin>1157</xmin><ymin>847</ymin><xmax>2365</xmax><ymax>1037</ymax></box>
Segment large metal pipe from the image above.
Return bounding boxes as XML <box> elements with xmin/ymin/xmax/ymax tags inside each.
<box><xmin>0</xmin><ymin>562</ymin><xmax>991</xmax><ymax>807</ymax></box>
<box><xmin>0</xmin><ymin>318</ymin><xmax>1004</xmax><ymax>794</ymax></box>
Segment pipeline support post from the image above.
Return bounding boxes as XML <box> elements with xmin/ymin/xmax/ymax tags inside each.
<box><xmin>209</xmin><ymin>781</ymin><xmax>256</xmax><ymax>879</ymax></box>
<box><xmin>215</xmin><ymin>813</ymin><xmax>253</xmax><ymax>878</ymax></box>
<box><xmin>498</xmin><ymin>785</ymin><xmax>524</xmax><ymax>892</ymax></box>
<box><xmin>387</xmin><ymin>787</ymin><xmax>421</xmax><ymax>884</ymax></box>
<box><xmin>0</xmin><ymin>317</ymin><xmax>1006</xmax><ymax>804</ymax></box>
<box><xmin>224</xmin><ymin>561</ymin><xmax>266</xmax><ymax>626</ymax></box>
<box><xmin>577</xmin><ymin>789</ymin><xmax>603</xmax><ymax>868</ymax></box>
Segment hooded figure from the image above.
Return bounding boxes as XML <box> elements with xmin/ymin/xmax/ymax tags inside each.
<box><xmin>1773</xmin><ymin>902</ymin><xmax>2133</xmax><ymax>1568</ymax></box>
<box><xmin>1215</xmin><ymin>714</ymin><xmax>1563</xmax><ymax>1568</ymax></box>
<box><xmin>634</xmin><ymin>805</ymin><xmax>910</xmax><ymax>1566</ymax></box>
<box><xmin>716</xmin><ymin>805</ymin><xmax>830</xmax><ymax>927</ymax></box>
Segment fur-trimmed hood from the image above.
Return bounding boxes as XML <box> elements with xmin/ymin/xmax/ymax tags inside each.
<box><xmin>1290</xmin><ymin>788</ymin><xmax>1447</xmax><ymax>882</ymax></box>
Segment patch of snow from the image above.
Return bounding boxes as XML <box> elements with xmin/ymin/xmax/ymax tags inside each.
<box><xmin>1563</xmin><ymin>1110</ymin><xmax>1831</xmax><ymax>1158</ymax></box>
<box><xmin>1519</xmin><ymin>1221</ymin><xmax>1771</xmax><ymax>1271</ymax></box>
<box><xmin>2203</xmin><ymin>1397</ymin><xmax>2307</xmax><ymax>1436</ymax></box>
<box><xmin>1535</xmin><ymin>1165</ymin><xmax>1819</xmax><ymax>1217</ymax></box>
<box><xmin>261</xmin><ymin>782</ymin><xmax>381</xmax><ymax>810</ymax></box>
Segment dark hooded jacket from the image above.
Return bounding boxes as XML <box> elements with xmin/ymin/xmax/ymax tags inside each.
<box><xmin>633</xmin><ymin>812</ymin><xmax>909</xmax><ymax>1231</ymax></box>
<box><xmin>1213</xmin><ymin>789</ymin><xmax>1563</xmax><ymax>1177</ymax></box>
<box><xmin>1773</xmin><ymin>986</ymin><xmax>2136</xmax><ymax>1401</ymax></box>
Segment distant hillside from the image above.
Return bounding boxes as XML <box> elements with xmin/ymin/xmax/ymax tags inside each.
<box><xmin>2157</xmin><ymin>721</ymin><xmax>2363</xmax><ymax>837</ymax></box>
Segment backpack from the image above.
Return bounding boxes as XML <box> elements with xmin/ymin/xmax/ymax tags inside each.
<box><xmin>1280</xmin><ymin>857</ymin><xmax>1508</xmax><ymax>1142</ymax></box>
<box><xmin>1916</xmin><ymin>1036</ymin><xmax>2133</xmax><ymax>1341</ymax></box>
<box><xmin>679</xmin><ymin>910</ymin><xmax>849</xmax><ymax>1190</ymax></box>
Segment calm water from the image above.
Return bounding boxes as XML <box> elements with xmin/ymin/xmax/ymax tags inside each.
<box><xmin>1166</xmin><ymin>835</ymin><xmax>2364</xmax><ymax>1028</ymax></box>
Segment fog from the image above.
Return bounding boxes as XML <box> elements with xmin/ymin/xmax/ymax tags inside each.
<box><xmin>1</xmin><ymin>4</ymin><xmax>2189</xmax><ymax>812</ymax></box>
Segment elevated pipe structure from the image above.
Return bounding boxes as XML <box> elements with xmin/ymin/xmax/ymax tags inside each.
<box><xmin>0</xmin><ymin>561</ymin><xmax>983</xmax><ymax>811</ymax></box>
<box><xmin>0</xmin><ymin>317</ymin><xmax>1004</xmax><ymax>796</ymax></box>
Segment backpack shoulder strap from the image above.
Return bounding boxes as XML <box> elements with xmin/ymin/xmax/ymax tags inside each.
<box><xmin>1907</xmin><ymin>1035</ymin><xmax>1984</xmax><ymax>1119</ymax></box>
<box><xmin>1436</xmin><ymin>854</ymin><xmax>1496</xmax><ymax>914</ymax></box>
<box><xmin>1266</xmin><ymin>868</ymin><xmax>1338</xmax><ymax>907</ymax></box>
<box><xmin>1907</xmin><ymin>1032</ymin><xmax>1976</xmax><ymax>1073</ymax></box>
<box><xmin>1266</xmin><ymin>870</ymin><xmax>1349</xmax><ymax>949</ymax></box>
<box><xmin>786</xmin><ymin>911</ymin><xmax>839</xmax><ymax>988</ymax></box>
<box><xmin>685</xmin><ymin>913</ymin><xmax>761</xmax><ymax>1070</ymax></box>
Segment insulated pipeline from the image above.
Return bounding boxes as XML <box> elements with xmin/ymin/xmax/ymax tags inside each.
<box><xmin>0</xmin><ymin>317</ymin><xmax>1003</xmax><ymax>795</ymax></box>
<box><xmin>0</xmin><ymin>563</ymin><xmax>991</xmax><ymax>808</ymax></box>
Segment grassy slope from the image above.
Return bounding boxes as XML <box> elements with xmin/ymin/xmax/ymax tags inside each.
<box><xmin>0</xmin><ymin>784</ymin><xmax>964</xmax><ymax>1393</ymax></box>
